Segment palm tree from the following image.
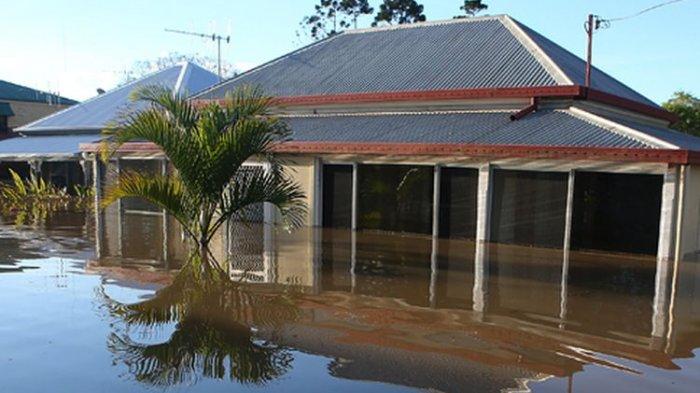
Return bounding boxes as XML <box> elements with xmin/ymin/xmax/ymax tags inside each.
<box><xmin>101</xmin><ymin>85</ymin><xmax>306</xmax><ymax>276</ymax></box>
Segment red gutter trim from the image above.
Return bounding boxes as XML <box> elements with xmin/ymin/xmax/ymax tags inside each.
<box><xmin>192</xmin><ymin>84</ymin><xmax>675</xmax><ymax>123</ymax></box>
<box><xmin>192</xmin><ymin>86</ymin><xmax>581</xmax><ymax>108</ymax></box>
<box><xmin>80</xmin><ymin>141</ymin><xmax>700</xmax><ymax>165</ymax></box>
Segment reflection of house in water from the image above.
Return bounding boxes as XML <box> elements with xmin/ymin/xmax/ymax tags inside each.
<box><xmin>93</xmin><ymin>202</ymin><xmax>700</xmax><ymax>390</ymax></box>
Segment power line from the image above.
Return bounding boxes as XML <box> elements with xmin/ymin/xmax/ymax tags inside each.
<box><xmin>605</xmin><ymin>0</ymin><xmax>686</xmax><ymax>23</ymax></box>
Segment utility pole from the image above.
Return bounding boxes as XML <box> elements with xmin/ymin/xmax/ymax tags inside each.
<box><xmin>165</xmin><ymin>28</ymin><xmax>231</xmax><ymax>81</ymax></box>
<box><xmin>583</xmin><ymin>14</ymin><xmax>604</xmax><ymax>88</ymax></box>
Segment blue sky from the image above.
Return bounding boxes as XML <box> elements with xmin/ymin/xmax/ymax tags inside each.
<box><xmin>1</xmin><ymin>0</ymin><xmax>697</xmax><ymax>103</ymax></box>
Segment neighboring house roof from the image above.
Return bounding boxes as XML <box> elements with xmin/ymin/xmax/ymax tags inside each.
<box><xmin>278</xmin><ymin>108</ymin><xmax>699</xmax><ymax>150</ymax></box>
<box><xmin>0</xmin><ymin>134</ymin><xmax>101</xmax><ymax>160</ymax></box>
<box><xmin>0</xmin><ymin>80</ymin><xmax>77</xmax><ymax>105</ymax></box>
<box><xmin>195</xmin><ymin>15</ymin><xmax>656</xmax><ymax>107</ymax></box>
<box><xmin>17</xmin><ymin>62</ymin><xmax>219</xmax><ymax>133</ymax></box>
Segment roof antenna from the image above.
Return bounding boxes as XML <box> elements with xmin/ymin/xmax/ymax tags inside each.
<box><xmin>165</xmin><ymin>28</ymin><xmax>231</xmax><ymax>81</ymax></box>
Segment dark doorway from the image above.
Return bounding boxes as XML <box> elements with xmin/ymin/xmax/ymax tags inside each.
<box><xmin>439</xmin><ymin>167</ymin><xmax>478</xmax><ymax>239</ymax></box>
<box><xmin>571</xmin><ymin>171</ymin><xmax>662</xmax><ymax>255</ymax></box>
<box><xmin>322</xmin><ymin>165</ymin><xmax>353</xmax><ymax>229</ymax></box>
<box><xmin>490</xmin><ymin>169</ymin><xmax>568</xmax><ymax>248</ymax></box>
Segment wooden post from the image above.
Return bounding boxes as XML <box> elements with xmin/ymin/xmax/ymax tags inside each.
<box><xmin>474</xmin><ymin>164</ymin><xmax>492</xmax><ymax>313</ymax></box>
<box><xmin>350</xmin><ymin>163</ymin><xmax>358</xmax><ymax>291</ymax></box>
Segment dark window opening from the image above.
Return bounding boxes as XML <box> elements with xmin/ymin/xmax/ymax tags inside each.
<box><xmin>439</xmin><ymin>167</ymin><xmax>478</xmax><ymax>239</ymax></box>
<box><xmin>0</xmin><ymin>116</ymin><xmax>9</xmax><ymax>135</ymax></box>
<box><xmin>120</xmin><ymin>160</ymin><xmax>162</xmax><ymax>212</ymax></box>
<box><xmin>358</xmin><ymin>164</ymin><xmax>434</xmax><ymax>235</ymax></box>
<box><xmin>571</xmin><ymin>172</ymin><xmax>662</xmax><ymax>255</ymax></box>
<box><xmin>0</xmin><ymin>162</ymin><xmax>30</xmax><ymax>182</ymax></box>
<box><xmin>322</xmin><ymin>165</ymin><xmax>353</xmax><ymax>228</ymax></box>
<box><xmin>490</xmin><ymin>169</ymin><xmax>568</xmax><ymax>248</ymax></box>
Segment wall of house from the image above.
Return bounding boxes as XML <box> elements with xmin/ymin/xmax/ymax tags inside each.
<box><xmin>680</xmin><ymin>165</ymin><xmax>700</xmax><ymax>261</ymax></box>
<box><xmin>5</xmin><ymin>100</ymin><xmax>72</xmax><ymax>129</ymax></box>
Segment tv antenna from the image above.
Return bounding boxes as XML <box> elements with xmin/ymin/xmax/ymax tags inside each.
<box><xmin>165</xmin><ymin>28</ymin><xmax>231</xmax><ymax>80</ymax></box>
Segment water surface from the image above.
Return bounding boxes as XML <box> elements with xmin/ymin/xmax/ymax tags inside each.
<box><xmin>1</xmin><ymin>211</ymin><xmax>700</xmax><ymax>392</ymax></box>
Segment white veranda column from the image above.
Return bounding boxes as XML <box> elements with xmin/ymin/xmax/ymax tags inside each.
<box><xmin>473</xmin><ymin>164</ymin><xmax>492</xmax><ymax>313</ymax></box>
<box><xmin>430</xmin><ymin>165</ymin><xmax>441</xmax><ymax>308</ymax></box>
<box><xmin>653</xmin><ymin>165</ymin><xmax>680</xmax><ymax>338</ymax></box>
<box><xmin>560</xmin><ymin>169</ymin><xmax>575</xmax><ymax>325</ymax></box>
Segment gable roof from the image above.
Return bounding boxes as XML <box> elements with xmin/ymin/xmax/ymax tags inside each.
<box><xmin>195</xmin><ymin>15</ymin><xmax>656</xmax><ymax>108</ymax></box>
<box><xmin>17</xmin><ymin>62</ymin><xmax>219</xmax><ymax>133</ymax></box>
<box><xmin>0</xmin><ymin>80</ymin><xmax>77</xmax><ymax>105</ymax></box>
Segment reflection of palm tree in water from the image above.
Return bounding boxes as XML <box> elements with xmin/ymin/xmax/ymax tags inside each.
<box><xmin>99</xmin><ymin>265</ymin><xmax>300</xmax><ymax>387</ymax></box>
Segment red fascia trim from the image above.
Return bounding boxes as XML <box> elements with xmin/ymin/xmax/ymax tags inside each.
<box><xmin>191</xmin><ymin>86</ymin><xmax>583</xmax><ymax>108</ymax></box>
<box><xmin>80</xmin><ymin>141</ymin><xmax>699</xmax><ymax>164</ymax></box>
<box><xmin>582</xmin><ymin>87</ymin><xmax>678</xmax><ymax>123</ymax></box>
<box><xmin>192</xmin><ymin>84</ymin><xmax>675</xmax><ymax>122</ymax></box>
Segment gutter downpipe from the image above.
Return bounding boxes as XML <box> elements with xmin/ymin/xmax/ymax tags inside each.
<box><xmin>510</xmin><ymin>97</ymin><xmax>540</xmax><ymax>121</ymax></box>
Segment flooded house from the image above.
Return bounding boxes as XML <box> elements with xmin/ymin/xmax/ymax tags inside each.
<box><xmin>0</xmin><ymin>62</ymin><xmax>219</xmax><ymax>189</ymax></box>
<box><xmin>83</xmin><ymin>14</ymin><xmax>700</xmax><ymax>351</ymax></box>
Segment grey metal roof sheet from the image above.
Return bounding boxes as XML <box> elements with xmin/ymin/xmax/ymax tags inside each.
<box><xmin>0</xmin><ymin>134</ymin><xmax>101</xmax><ymax>157</ymax></box>
<box><xmin>281</xmin><ymin>110</ymin><xmax>653</xmax><ymax>149</ymax></box>
<box><xmin>0</xmin><ymin>80</ymin><xmax>77</xmax><ymax>105</ymax></box>
<box><xmin>18</xmin><ymin>62</ymin><xmax>219</xmax><ymax>133</ymax></box>
<box><xmin>196</xmin><ymin>15</ymin><xmax>656</xmax><ymax>108</ymax></box>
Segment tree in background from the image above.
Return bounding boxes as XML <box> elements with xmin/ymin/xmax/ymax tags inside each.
<box><xmin>300</xmin><ymin>0</ymin><xmax>374</xmax><ymax>41</ymax></box>
<box><xmin>663</xmin><ymin>91</ymin><xmax>700</xmax><ymax>136</ymax></box>
<box><xmin>120</xmin><ymin>52</ymin><xmax>236</xmax><ymax>85</ymax></box>
<box><xmin>373</xmin><ymin>0</ymin><xmax>426</xmax><ymax>26</ymax></box>
<box><xmin>458</xmin><ymin>1</ymin><xmax>488</xmax><ymax>17</ymax></box>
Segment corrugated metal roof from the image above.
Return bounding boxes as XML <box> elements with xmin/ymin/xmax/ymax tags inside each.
<box><xmin>281</xmin><ymin>109</ymin><xmax>654</xmax><ymax>149</ymax></box>
<box><xmin>0</xmin><ymin>134</ymin><xmax>101</xmax><ymax>158</ymax></box>
<box><xmin>0</xmin><ymin>80</ymin><xmax>77</xmax><ymax>105</ymax></box>
<box><xmin>18</xmin><ymin>62</ymin><xmax>219</xmax><ymax>133</ymax></box>
<box><xmin>196</xmin><ymin>15</ymin><xmax>656</xmax><ymax>108</ymax></box>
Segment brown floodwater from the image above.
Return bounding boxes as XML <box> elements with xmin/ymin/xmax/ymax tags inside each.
<box><xmin>1</xmin><ymin>209</ymin><xmax>700</xmax><ymax>392</ymax></box>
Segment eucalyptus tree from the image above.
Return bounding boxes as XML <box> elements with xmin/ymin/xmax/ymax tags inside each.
<box><xmin>459</xmin><ymin>1</ymin><xmax>488</xmax><ymax>17</ymax></box>
<box><xmin>102</xmin><ymin>86</ymin><xmax>306</xmax><ymax>276</ymax></box>
<box><xmin>373</xmin><ymin>0</ymin><xmax>426</xmax><ymax>26</ymax></box>
<box><xmin>301</xmin><ymin>0</ymin><xmax>374</xmax><ymax>40</ymax></box>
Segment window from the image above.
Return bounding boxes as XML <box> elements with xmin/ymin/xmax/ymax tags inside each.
<box><xmin>439</xmin><ymin>167</ymin><xmax>478</xmax><ymax>239</ymax></box>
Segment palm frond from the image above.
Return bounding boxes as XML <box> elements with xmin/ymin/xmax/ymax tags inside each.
<box><xmin>102</xmin><ymin>171</ymin><xmax>195</xmax><ymax>234</ymax></box>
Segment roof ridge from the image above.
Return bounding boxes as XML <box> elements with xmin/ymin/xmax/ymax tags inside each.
<box><xmin>17</xmin><ymin>63</ymin><xmax>186</xmax><ymax>132</ymax></box>
<box><xmin>499</xmin><ymin>15</ymin><xmax>572</xmax><ymax>85</ymax></box>
<box><xmin>343</xmin><ymin>14</ymin><xmax>504</xmax><ymax>35</ymax></box>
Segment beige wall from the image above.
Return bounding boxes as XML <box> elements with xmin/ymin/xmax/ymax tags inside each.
<box><xmin>680</xmin><ymin>165</ymin><xmax>700</xmax><ymax>260</ymax></box>
<box><xmin>5</xmin><ymin>100</ymin><xmax>73</xmax><ymax>129</ymax></box>
<box><xmin>278</xmin><ymin>155</ymin><xmax>318</xmax><ymax>227</ymax></box>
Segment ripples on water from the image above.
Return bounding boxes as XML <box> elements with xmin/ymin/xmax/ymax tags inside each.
<box><xmin>1</xmin><ymin>210</ymin><xmax>700</xmax><ymax>392</ymax></box>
